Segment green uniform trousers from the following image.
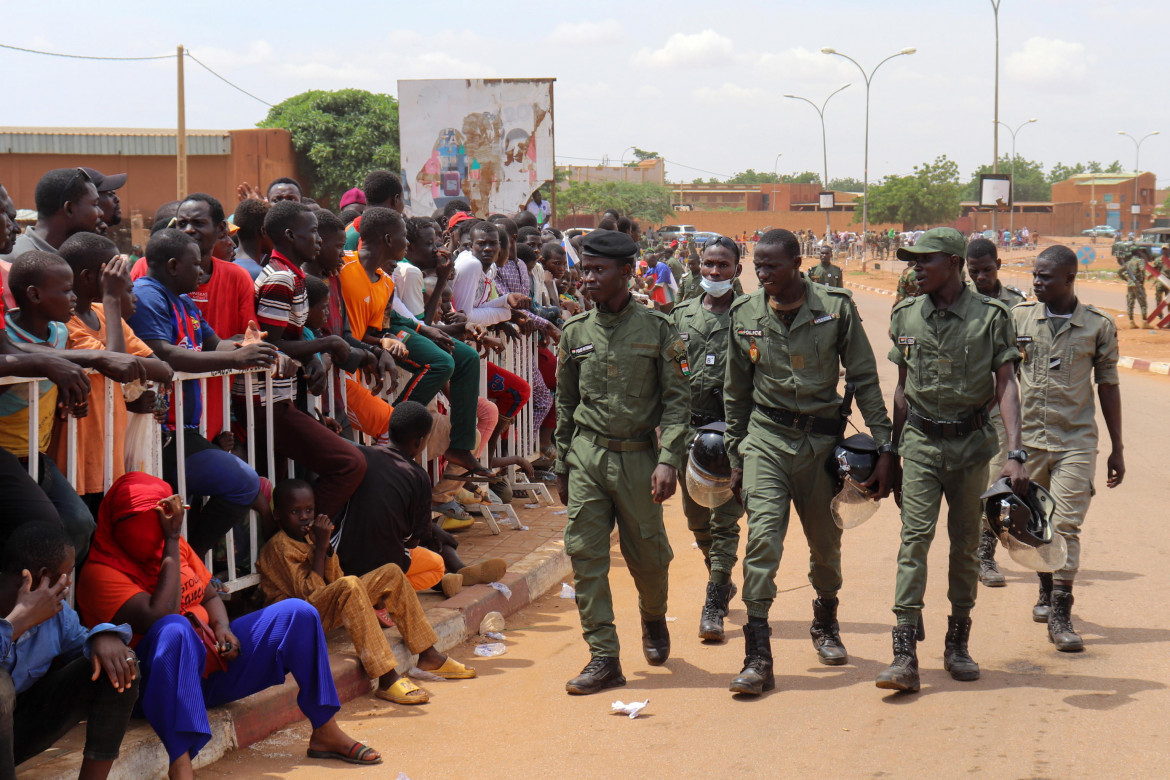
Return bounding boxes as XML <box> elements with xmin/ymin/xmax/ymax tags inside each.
<box><xmin>893</xmin><ymin>457</ymin><xmax>990</xmax><ymax>625</ymax></box>
<box><xmin>740</xmin><ymin>432</ymin><xmax>841</xmax><ymax>620</ymax></box>
<box><xmin>1125</xmin><ymin>286</ymin><xmax>1148</xmax><ymax>321</ymax></box>
<box><xmin>396</xmin><ymin>334</ymin><xmax>480</xmax><ymax>451</ymax></box>
<box><xmin>679</xmin><ymin>476</ymin><xmax>743</xmax><ymax>580</ymax></box>
<box><xmin>564</xmin><ymin>438</ymin><xmax>674</xmax><ymax>658</ymax></box>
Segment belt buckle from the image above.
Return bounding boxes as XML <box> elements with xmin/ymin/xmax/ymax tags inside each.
<box><xmin>802</xmin><ymin>415</ymin><xmax>816</xmax><ymax>434</ymax></box>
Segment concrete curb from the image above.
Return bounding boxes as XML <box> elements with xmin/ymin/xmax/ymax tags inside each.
<box><xmin>24</xmin><ymin>538</ymin><xmax>573</xmax><ymax>780</ymax></box>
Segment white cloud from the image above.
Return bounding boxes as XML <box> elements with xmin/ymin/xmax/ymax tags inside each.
<box><xmin>633</xmin><ymin>30</ymin><xmax>736</xmax><ymax>68</ymax></box>
<box><xmin>1006</xmin><ymin>37</ymin><xmax>1091</xmax><ymax>83</ymax></box>
<box><xmin>545</xmin><ymin>20</ymin><xmax>626</xmax><ymax>47</ymax></box>
<box><xmin>692</xmin><ymin>82</ymin><xmax>764</xmax><ymax>103</ymax></box>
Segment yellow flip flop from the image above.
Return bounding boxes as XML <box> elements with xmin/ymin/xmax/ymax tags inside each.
<box><xmin>375</xmin><ymin>677</ymin><xmax>430</xmax><ymax>704</ymax></box>
<box><xmin>431</xmin><ymin>657</ymin><xmax>477</xmax><ymax>679</ymax></box>
<box><xmin>441</xmin><ymin>515</ymin><xmax>474</xmax><ymax>531</ymax></box>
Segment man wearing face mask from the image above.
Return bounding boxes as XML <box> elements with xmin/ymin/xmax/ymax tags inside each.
<box><xmin>671</xmin><ymin>236</ymin><xmax>745</xmax><ymax>644</ymax></box>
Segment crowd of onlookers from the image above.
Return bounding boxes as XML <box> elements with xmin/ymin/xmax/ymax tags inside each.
<box><xmin>0</xmin><ymin>165</ymin><xmax>611</xmax><ymax>776</ymax></box>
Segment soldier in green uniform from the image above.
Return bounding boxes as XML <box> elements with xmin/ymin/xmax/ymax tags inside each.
<box><xmin>1117</xmin><ymin>245</ymin><xmax>1147</xmax><ymax>327</ymax></box>
<box><xmin>807</xmin><ymin>245</ymin><xmax>844</xmax><ymax>288</ymax></box>
<box><xmin>895</xmin><ymin>265</ymin><xmax>920</xmax><ymax>303</ymax></box>
<box><xmin>554</xmin><ymin>229</ymin><xmax>691</xmax><ymax>695</ymax></box>
<box><xmin>1152</xmin><ymin>245</ymin><xmax>1170</xmax><ymax>308</ymax></box>
<box><xmin>671</xmin><ymin>236</ymin><xmax>745</xmax><ymax>643</ymax></box>
<box><xmin>1013</xmin><ymin>245</ymin><xmax>1124</xmax><ymax>652</ymax></box>
<box><xmin>965</xmin><ymin>238</ymin><xmax>1027</xmax><ymax>588</ymax></box>
<box><xmin>677</xmin><ymin>248</ymin><xmax>704</xmax><ymax>302</ymax></box>
<box><xmin>877</xmin><ymin>227</ymin><xmax>1027</xmax><ymax>694</ymax></box>
<box><xmin>724</xmin><ymin>229</ymin><xmax>894</xmax><ymax>696</ymax></box>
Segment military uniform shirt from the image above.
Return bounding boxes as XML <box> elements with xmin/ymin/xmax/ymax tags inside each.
<box><xmin>671</xmin><ymin>294</ymin><xmax>739</xmax><ymax>419</ymax></box>
<box><xmin>807</xmin><ymin>262</ymin><xmax>843</xmax><ymax>288</ymax></box>
<box><xmin>1011</xmin><ymin>300</ymin><xmax>1119</xmax><ymax>452</ymax></box>
<box><xmin>1119</xmin><ymin>256</ymin><xmax>1146</xmax><ymax>287</ymax></box>
<box><xmin>895</xmin><ymin>267</ymin><xmax>920</xmax><ymax>303</ymax></box>
<box><xmin>990</xmin><ymin>282</ymin><xmax>1025</xmax><ymax>308</ymax></box>
<box><xmin>889</xmin><ymin>287</ymin><xmax>1019</xmax><ymax>469</ymax></box>
<box><xmin>724</xmin><ymin>281</ymin><xmax>892</xmax><ymax>469</ymax></box>
<box><xmin>554</xmin><ymin>297</ymin><xmax>691</xmax><ymax>474</ymax></box>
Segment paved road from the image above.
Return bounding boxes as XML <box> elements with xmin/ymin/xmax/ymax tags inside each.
<box><xmin>210</xmin><ymin>286</ymin><xmax>1166</xmax><ymax>779</ymax></box>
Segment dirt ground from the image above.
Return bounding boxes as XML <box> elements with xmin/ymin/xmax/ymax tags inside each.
<box><xmin>207</xmin><ymin>286</ymin><xmax>1168</xmax><ymax>780</ymax></box>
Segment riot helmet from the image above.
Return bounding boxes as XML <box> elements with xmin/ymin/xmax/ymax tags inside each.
<box><xmin>981</xmin><ymin>478</ymin><xmax>1066</xmax><ymax>572</ymax></box>
<box><xmin>827</xmin><ymin>433</ymin><xmax>880</xmax><ymax>529</ymax></box>
<box><xmin>685</xmin><ymin>423</ymin><xmax>733</xmax><ymax>509</ymax></box>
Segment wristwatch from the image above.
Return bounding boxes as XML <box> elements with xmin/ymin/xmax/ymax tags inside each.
<box><xmin>878</xmin><ymin>442</ymin><xmax>897</xmax><ymax>455</ymax></box>
<box><xmin>1007</xmin><ymin>449</ymin><xmax>1028</xmax><ymax>463</ymax></box>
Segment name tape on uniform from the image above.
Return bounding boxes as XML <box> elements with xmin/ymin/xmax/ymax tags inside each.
<box><xmin>813</xmin><ymin>314</ymin><xmax>839</xmax><ymax>325</ymax></box>
<box><xmin>571</xmin><ymin>343</ymin><xmax>595</xmax><ymax>357</ymax></box>
<box><xmin>737</xmin><ymin>328</ymin><xmax>763</xmax><ymax>337</ymax></box>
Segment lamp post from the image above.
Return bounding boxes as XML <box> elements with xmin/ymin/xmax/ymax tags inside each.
<box><xmin>821</xmin><ymin>46</ymin><xmax>916</xmax><ymax>270</ymax></box>
<box><xmin>618</xmin><ymin>146</ymin><xmax>636</xmax><ymax>182</ymax></box>
<box><xmin>785</xmin><ymin>84</ymin><xmax>850</xmax><ymax>242</ymax></box>
<box><xmin>990</xmin><ymin>0</ymin><xmax>1002</xmax><ymax>234</ymax></box>
<box><xmin>992</xmin><ymin>118</ymin><xmax>1037</xmax><ymax>243</ymax></box>
<box><xmin>1118</xmin><ymin>131</ymin><xmax>1159</xmax><ymax>234</ymax></box>
<box><xmin>772</xmin><ymin>153</ymin><xmax>782</xmax><ymax>212</ymax></box>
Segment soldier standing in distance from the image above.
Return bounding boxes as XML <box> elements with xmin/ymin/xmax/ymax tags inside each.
<box><xmin>877</xmin><ymin>227</ymin><xmax>1026</xmax><ymax>694</ymax></box>
<box><xmin>807</xmin><ymin>245</ymin><xmax>844</xmax><ymax>288</ymax></box>
<box><xmin>1116</xmin><ymin>244</ymin><xmax>1148</xmax><ymax>327</ymax></box>
<box><xmin>554</xmin><ymin>229</ymin><xmax>690</xmax><ymax>695</ymax></box>
<box><xmin>1152</xmin><ymin>244</ymin><xmax>1170</xmax><ymax>308</ymax></box>
<box><xmin>723</xmin><ymin>229</ymin><xmax>894</xmax><ymax>696</ymax></box>
<box><xmin>671</xmin><ymin>236</ymin><xmax>745</xmax><ymax>643</ymax></box>
<box><xmin>1012</xmin><ymin>245</ymin><xmax>1124</xmax><ymax>652</ymax></box>
<box><xmin>965</xmin><ymin>237</ymin><xmax>1026</xmax><ymax>588</ymax></box>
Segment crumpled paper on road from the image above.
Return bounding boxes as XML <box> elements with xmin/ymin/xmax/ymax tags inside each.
<box><xmin>610</xmin><ymin>699</ymin><xmax>649</xmax><ymax>719</ymax></box>
<box><xmin>489</xmin><ymin>581</ymin><xmax>513</xmax><ymax>600</ymax></box>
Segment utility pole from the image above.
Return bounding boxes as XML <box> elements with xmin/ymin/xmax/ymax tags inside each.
<box><xmin>176</xmin><ymin>44</ymin><xmax>187</xmax><ymax>201</ymax></box>
<box><xmin>990</xmin><ymin>0</ymin><xmax>1002</xmax><ymax>235</ymax></box>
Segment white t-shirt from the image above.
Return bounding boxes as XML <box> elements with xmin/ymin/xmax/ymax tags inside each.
<box><xmin>526</xmin><ymin>199</ymin><xmax>551</xmax><ymax>225</ymax></box>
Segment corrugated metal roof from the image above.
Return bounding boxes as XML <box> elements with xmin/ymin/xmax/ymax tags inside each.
<box><xmin>0</xmin><ymin>127</ymin><xmax>231</xmax><ymax>156</ymax></box>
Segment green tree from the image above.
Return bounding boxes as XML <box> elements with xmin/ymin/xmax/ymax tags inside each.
<box><xmin>1046</xmin><ymin>160</ymin><xmax>1125</xmax><ymax>184</ymax></box>
<box><xmin>627</xmin><ymin>147</ymin><xmax>660</xmax><ymax>166</ymax></box>
<box><xmin>722</xmin><ymin>169</ymin><xmax>823</xmax><ymax>185</ymax></box>
<box><xmin>258</xmin><ymin>89</ymin><xmax>400</xmax><ymax>206</ymax></box>
<box><xmin>828</xmin><ymin>176</ymin><xmax>865</xmax><ymax>192</ymax></box>
<box><xmin>555</xmin><ymin>181</ymin><xmax>673</xmax><ymax>222</ymax></box>
<box><xmin>857</xmin><ymin>155</ymin><xmax>962</xmax><ymax>229</ymax></box>
<box><xmin>964</xmin><ymin>155</ymin><xmax>1051</xmax><ymax>201</ymax></box>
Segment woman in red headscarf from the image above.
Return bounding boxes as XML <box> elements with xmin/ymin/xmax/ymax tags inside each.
<box><xmin>77</xmin><ymin>473</ymin><xmax>382</xmax><ymax>777</ymax></box>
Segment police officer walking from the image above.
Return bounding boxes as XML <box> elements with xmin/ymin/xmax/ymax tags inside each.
<box><xmin>724</xmin><ymin>229</ymin><xmax>894</xmax><ymax>696</ymax></box>
<box><xmin>965</xmin><ymin>238</ymin><xmax>1026</xmax><ymax>588</ymax></box>
<box><xmin>555</xmin><ymin>229</ymin><xmax>691</xmax><ymax>695</ymax></box>
<box><xmin>671</xmin><ymin>236</ymin><xmax>745</xmax><ymax>642</ymax></box>
<box><xmin>807</xmin><ymin>244</ymin><xmax>844</xmax><ymax>288</ymax></box>
<box><xmin>1012</xmin><ymin>245</ymin><xmax>1124</xmax><ymax>652</ymax></box>
<box><xmin>878</xmin><ymin>227</ymin><xmax>1027</xmax><ymax>694</ymax></box>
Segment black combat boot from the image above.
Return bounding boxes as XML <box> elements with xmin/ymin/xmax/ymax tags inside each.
<box><xmin>809</xmin><ymin>597</ymin><xmax>848</xmax><ymax>665</ymax></box>
<box><xmin>565</xmin><ymin>656</ymin><xmax>626</xmax><ymax>695</ymax></box>
<box><xmin>729</xmin><ymin>617</ymin><xmax>774</xmax><ymax>696</ymax></box>
<box><xmin>1048</xmin><ymin>588</ymin><xmax>1084</xmax><ymax>652</ymax></box>
<box><xmin>942</xmin><ymin>615</ymin><xmax>980</xmax><ymax>681</ymax></box>
<box><xmin>641</xmin><ymin>616</ymin><xmax>671</xmax><ymax>666</ymax></box>
<box><xmin>1033</xmin><ymin>572</ymin><xmax>1053</xmax><ymax>623</ymax></box>
<box><xmin>875</xmin><ymin>624</ymin><xmax>920</xmax><ymax>692</ymax></box>
<box><xmin>699</xmin><ymin>581</ymin><xmax>736</xmax><ymax>642</ymax></box>
<box><xmin>978</xmin><ymin>529</ymin><xmax>1005</xmax><ymax>587</ymax></box>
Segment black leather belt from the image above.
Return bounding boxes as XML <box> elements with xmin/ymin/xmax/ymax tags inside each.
<box><xmin>906</xmin><ymin>404</ymin><xmax>990</xmax><ymax>438</ymax></box>
<box><xmin>757</xmin><ymin>405</ymin><xmax>843</xmax><ymax>436</ymax></box>
<box><xmin>581</xmin><ymin>431</ymin><xmax>654</xmax><ymax>452</ymax></box>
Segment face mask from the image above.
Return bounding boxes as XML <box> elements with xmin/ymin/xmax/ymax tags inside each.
<box><xmin>700</xmin><ymin>277</ymin><xmax>734</xmax><ymax>296</ymax></box>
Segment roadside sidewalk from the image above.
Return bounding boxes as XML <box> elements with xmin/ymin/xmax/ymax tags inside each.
<box><xmin>20</xmin><ymin>499</ymin><xmax>572</xmax><ymax>780</ymax></box>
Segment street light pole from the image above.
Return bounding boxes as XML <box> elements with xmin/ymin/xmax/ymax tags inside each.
<box><xmin>992</xmin><ymin>118</ymin><xmax>1037</xmax><ymax>242</ymax></box>
<box><xmin>822</xmin><ymin>47</ymin><xmax>916</xmax><ymax>271</ymax></box>
<box><xmin>618</xmin><ymin>146</ymin><xmax>636</xmax><ymax>182</ymax></box>
<box><xmin>785</xmin><ymin>84</ymin><xmax>851</xmax><ymax>242</ymax></box>
<box><xmin>1118</xmin><ymin>131</ymin><xmax>1160</xmax><ymax>234</ymax></box>
<box><xmin>772</xmin><ymin>153</ymin><xmax>782</xmax><ymax>212</ymax></box>
<box><xmin>991</xmin><ymin>0</ymin><xmax>1002</xmax><ymax>234</ymax></box>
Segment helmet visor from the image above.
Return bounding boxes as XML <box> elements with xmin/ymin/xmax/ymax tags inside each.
<box><xmin>831</xmin><ymin>480</ymin><xmax>880</xmax><ymax>529</ymax></box>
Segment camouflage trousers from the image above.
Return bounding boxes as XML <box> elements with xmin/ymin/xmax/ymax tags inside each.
<box><xmin>1126</xmin><ymin>285</ymin><xmax>1147</xmax><ymax>322</ymax></box>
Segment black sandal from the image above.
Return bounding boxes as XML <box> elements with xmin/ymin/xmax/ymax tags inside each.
<box><xmin>307</xmin><ymin>741</ymin><xmax>382</xmax><ymax>765</ymax></box>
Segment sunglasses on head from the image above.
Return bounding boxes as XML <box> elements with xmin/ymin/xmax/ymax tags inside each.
<box><xmin>58</xmin><ymin>168</ymin><xmax>93</xmax><ymax>211</ymax></box>
<box><xmin>704</xmin><ymin>235</ymin><xmax>741</xmax><ymax>259</ymax></box>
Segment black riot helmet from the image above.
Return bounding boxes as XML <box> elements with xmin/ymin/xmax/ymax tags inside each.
<box><xmin>981</xmin><ymin>477</ymin><xmax>1066</xmax><ymax>572</ymax></box>
<box><xmin>686</xmin><ymin>422</ymin><xmax>733</xmax><ymax>509</ymax></box>
<box><xmin>826</xmin><ymin>433</ymin><xmax>879</xmax><ymax>495</ymax></box>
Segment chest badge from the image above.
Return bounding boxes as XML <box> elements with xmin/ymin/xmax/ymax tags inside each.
<box><xmin>749</xmin><ymin>340</ymin><xmax>760</xmax><ymax>364</ymax></box>
<box><xmin>680</xmin><ymin>356</ymin><xmax>691</xmax><ymax>377</ymax></box>
<box><xmin>570</xmin><ymin>343</ymin><xmax>595</xmax><ymax>357</ymax></box>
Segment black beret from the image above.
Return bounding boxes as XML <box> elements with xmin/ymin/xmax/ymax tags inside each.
<box><xmin>580</xmin><ymin>229</ymin><xmax>638</xmax><ymax>261</ymax></box>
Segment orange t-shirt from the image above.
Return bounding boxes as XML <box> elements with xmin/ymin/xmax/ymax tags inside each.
<box><xmin>338</xmin><ymin>255</ymin><xmax>394</xmax><ymax>338</ymax></box>
<box><xmin>77</xmin><ymin>540</ymin><xmax>212</xmax><ymax>647</ymax></box>
<box><xmin>49</xmin><ymin>305</ymin><xmax>155</xmax><ymax>495</ymax></box>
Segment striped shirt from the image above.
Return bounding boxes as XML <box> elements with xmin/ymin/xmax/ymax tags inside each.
<box><xmin>243</xmin><ymin>250</ymin><xmax>306</xmax><ymax>404</ymax></box>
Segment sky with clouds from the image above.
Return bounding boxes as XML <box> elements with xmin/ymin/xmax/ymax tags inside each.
<box><xmin>3</xmin><ymin>0</ymin><xmax>1166</xmax><ymax>186</ymax></box>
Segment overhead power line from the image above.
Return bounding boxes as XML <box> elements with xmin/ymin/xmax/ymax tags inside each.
<box><xmin>0</xmin><ymin>42</ymin><xmax>273</xmax><ymax>106</ymax></box>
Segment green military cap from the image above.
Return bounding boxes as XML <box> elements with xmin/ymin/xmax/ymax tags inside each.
<box><xmin>896</xmin><ymin>227</ymin><xmax>967</xmax><ymax>262</ymax></box>
<box><xmin>582</xmin><ymin>229</ymin><xmax>639</xmax><ymax>260</ymax></box>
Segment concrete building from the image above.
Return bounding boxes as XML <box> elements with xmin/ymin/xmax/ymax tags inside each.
<box><xmin>0</xmin><ymin>126</ymin><xmax>298</xmax><ymax>227</ymax></box>
<box><xmin>1050</xmin><ymin>172</ymin><xmax>1158</xmax><ymax>234</ymax></box>
<box><xmin>558</xmin><ymin>158</ymin><xmax>664</xmax><ymax>186</ymax></box>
